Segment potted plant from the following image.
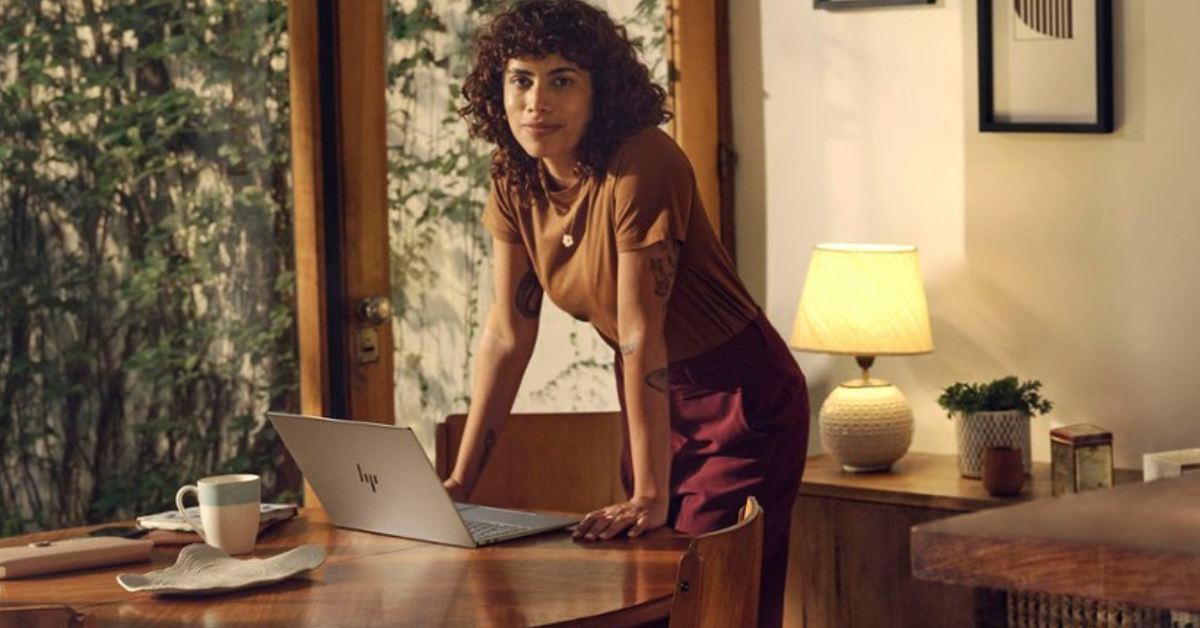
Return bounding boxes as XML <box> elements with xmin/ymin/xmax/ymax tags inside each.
<box><xmin>937</xmin><ymin>376</ymin><xmax>1053</xmax><ymax>479</ymax></box>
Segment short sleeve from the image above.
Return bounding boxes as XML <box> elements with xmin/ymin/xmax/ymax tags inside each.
<box><xmin>611</xmin><ymin>130</ymin><xmax>694</xmax><ymax>252</ymax></box>
<box><xmin>482</xmin><ymin>178</ymin><xmax>524</xmax><ymax>244</ymax></box>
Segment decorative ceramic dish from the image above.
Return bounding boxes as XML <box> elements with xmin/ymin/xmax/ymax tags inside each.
<box><xmin>117</xmin><ymin>543</ymin><xmax>325</xmax><ymax>596</ymax></box>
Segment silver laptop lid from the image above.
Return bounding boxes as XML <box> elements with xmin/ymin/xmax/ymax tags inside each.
<box><xmin>267</xmin><ymin>412</ymin><xmax>476</xmax><ymax>547</ymax></box>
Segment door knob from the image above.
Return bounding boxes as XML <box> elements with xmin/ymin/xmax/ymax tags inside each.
<box><xmin>356</xmin><ymin>296</ymin><xmax>392</xmax><ymax>326</ymax></box>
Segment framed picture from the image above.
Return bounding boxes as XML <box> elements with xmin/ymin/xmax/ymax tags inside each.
<box><xmin>815</xmin><ymin>0</ymin><xmax>935</xmax><ymax>10</ymax></box>
<box><xmin>978</xmin><ymin>0</ymin><xmax>1114</xmax><ymax>133</ymax></box>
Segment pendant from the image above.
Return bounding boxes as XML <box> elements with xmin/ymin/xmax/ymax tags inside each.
<box><xmin>562</xmin><ymin>234</ymin><xmax>575</xmax><ymax>248</ymax></box>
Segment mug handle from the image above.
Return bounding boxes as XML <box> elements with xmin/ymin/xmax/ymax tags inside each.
<box><xmin>174</xmin><ymin>485</ymin><xmax>206</xmax><ymax>541</ymax></box>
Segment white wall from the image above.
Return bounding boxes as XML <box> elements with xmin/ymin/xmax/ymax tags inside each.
<box><xmin>735</xmin><ymin>0</ymin><xmax>1200</xmax><ymax>468</ymax></box>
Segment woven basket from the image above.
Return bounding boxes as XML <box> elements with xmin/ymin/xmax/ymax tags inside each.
<box><xmin>954</xmin><ymin>410</ymin><xmax>1032</xmax><ymax>479</ymax></box>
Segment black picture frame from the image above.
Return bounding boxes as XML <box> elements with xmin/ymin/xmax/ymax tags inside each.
<box><xmin>815</xmin><ymin>0</ymin><xmax>934</xmax><ymax>10</ymax></box>
<box><xmin>978</xmin><ymin>0</ymin><xmax>1114</xmax><ymax>133</ymax></box>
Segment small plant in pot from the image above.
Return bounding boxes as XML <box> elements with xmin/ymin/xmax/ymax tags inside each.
<box><xmin>937</xmin><ymin>376</ymin><xmax>1053</xmax><ymax>479</ymax></box>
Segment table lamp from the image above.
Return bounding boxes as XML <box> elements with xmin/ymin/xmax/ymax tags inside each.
<box><xmin>791</xmin><ymin>243</ymin><xmax>933</xmax><ymax>472</ymax></box>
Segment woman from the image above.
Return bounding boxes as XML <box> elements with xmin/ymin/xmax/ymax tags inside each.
<box><xmin>444</xmin><ymin>2</ymin><xmax>809</xmax><ymax>626</ymax></box>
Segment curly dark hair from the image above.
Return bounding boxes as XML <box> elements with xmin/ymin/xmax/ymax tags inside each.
<box><xmin>460</xmin><ymin>0</ymin><xmax>671</xmax><ymax>208</ymax></box>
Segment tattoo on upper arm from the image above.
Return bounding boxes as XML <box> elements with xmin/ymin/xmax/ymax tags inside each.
<box><xmin>644</xmin><ymin>368</ymin><xmax>669</xmax><ymax>393</ymax></box>
<box><xmin>515</xmin><ymin>267</ymin><xmax>543</xmax><ymax>319</ymax></box>
<box><xmin>649</xmin><ymin>240</ymin><xmax>683</xmax><ymax>298</ymax></box>
<box><xmin>477</xmin><ymin>428</ymin><xmax>497</xmax><ymax>476</ymax></box>
<box><xmin>620</xmin><ymin>341</ymin><xmax>637</xmax><ymax>356</ymax></box>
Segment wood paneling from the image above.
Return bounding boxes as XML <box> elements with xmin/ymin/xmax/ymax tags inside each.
<box><xmin>437</xmin><ymin>412</ymin><xmax>626</xmax><ymax>514</ymax></box>
<box><xmin>787</xmin><ymin>495</ymin><xmax>978</xmax><ymax>628</ymax></box>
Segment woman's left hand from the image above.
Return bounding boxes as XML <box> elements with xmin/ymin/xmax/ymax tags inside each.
<box><xmin>573</xmin><ymin>495</ymin><xmax>668</xmax><ymax>541</ymax></box>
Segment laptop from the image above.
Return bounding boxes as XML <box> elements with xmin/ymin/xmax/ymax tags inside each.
<box><xmin>266</xmin><ymin>412</ymin><xmax>578</xmax><ymax>548</ymax></box>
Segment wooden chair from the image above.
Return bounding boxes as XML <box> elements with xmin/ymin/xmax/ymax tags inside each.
<box><xmin>668</xmin><ymin>496</ymin><xmax>765</xmax><ymax>628</ymax></box>
<box><xmin>435</xmin><ymin>411</ymin><xmax>625</xmax><ymax>513</ymax></box>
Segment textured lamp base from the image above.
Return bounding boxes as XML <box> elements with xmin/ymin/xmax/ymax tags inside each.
<box><xmin>819</xmin><ymin>379</ymin><xmax>914</xmax><ymax>472</ymax></box>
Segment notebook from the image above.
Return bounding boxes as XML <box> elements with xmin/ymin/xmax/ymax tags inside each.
<box><xmin>137</xmin><ymin>503</ymin><xmax>298</xmax><ymax>532</ymax></box>
<box><xmin>266</xmin><ymin>412</ymin><xmax>577</xmax><ymax>548</ymax></box>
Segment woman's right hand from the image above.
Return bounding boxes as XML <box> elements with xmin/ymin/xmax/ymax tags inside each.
<box><xmin>443</xmin><ymin>477</ymin><xmax>470</xmax><ymax>503</ymax></box>
<box><xmin>573</xmin><ymin>494</ymin><xmax>668</xmax><ymax>541</ymax></box>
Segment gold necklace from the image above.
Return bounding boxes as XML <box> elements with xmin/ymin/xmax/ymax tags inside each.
<box><xmin>541</xmin><ymin>163</ymin><xmax>583</xmax><ymax>248</ymax></box>
<box><xmin>562</xmin><ymin>207</ymin><xmax>579</xmax><ymax>248</ymax></box>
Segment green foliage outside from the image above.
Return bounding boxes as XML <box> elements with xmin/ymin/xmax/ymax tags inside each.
<box><xmin>0</xmin><ymin>0</ymin><xmax>298</xmax><ymax>536</ymax></box>
<box><xmin>385</xmin><ymin>0</ymin><xmax>496</xmax><ymax>428</ymax></box>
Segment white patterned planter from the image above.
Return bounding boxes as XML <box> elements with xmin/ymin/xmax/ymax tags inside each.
<box><xmin>954</xmin><ymin>410</ymin><xmax>1032</xmax><ymax>478</ymax></box>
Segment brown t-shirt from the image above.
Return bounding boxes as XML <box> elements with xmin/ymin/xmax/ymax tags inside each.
<box><xmin>483</xmin><ymin>127</ymin><xmax>758</xmax><ymax>362</ymax></box>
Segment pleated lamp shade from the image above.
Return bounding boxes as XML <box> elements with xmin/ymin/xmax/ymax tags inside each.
<box><xmin>791</xmin><ymin>243</ymin><xmax>933</xmax><ymax>357</ymax></box>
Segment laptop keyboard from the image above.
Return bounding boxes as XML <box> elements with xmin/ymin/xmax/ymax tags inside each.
<box><xmin>466</xmin><ymin>518</ymin><xmax>532</xmax><ymax>543</ymax></box>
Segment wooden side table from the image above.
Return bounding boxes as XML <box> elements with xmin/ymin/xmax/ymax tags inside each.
<box><xmin>782</xmin><ymin>452</ymin><xmax>1140</xmax><ymax>628</ymax></box>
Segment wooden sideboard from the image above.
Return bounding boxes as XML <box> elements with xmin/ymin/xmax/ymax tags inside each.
<box><xmin>782</xmin><ymin>452</ymin><xmax>1141</xmax><ymax>628</ymax></box>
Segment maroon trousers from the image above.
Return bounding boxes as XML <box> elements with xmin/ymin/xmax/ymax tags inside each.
<box><xmin>614</xmin><ymin>312</ymin><xmax>810</xmax><ymax>628</ymax></box>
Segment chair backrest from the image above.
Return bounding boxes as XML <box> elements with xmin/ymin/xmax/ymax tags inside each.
<box><xmin>435</xmin><ymin>411</ymin><xmax>625</xmax><ymax>513</ymax></box>
<box><xmin>668</xmin><ymin>496</ymin><xmax>764</xmax><ymax>628</ymax></box>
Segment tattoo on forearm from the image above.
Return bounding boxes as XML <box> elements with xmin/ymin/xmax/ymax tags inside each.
<box><xmin>477</xmin><ymin>429</ymin><xmax>497</xmax><ymax>477</ymax></box>
<box><xmin>515</xmin><ymin>267</ymin><xmax>543</xmax><ymax>319</ymax></box>
<box><xmin>644</xmin><ymin>368</ymin><xmax>669</xmax><ymax>393</ymax></box>
<box><xmin>649</xmin><ymin>240</ymin><xmax>683</xmax><ymax>298</ymax></box>
<box><xmin>620</xmin><ymin>341</ymin><xmax>637</xmax><ymax>356</ymax></box>
<box><xmin>650</xmin><ymin>260</ymin><xmax>671</xmax><ymax>297</ymax></box>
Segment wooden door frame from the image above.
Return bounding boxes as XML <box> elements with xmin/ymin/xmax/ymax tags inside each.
<box><xmin>287</xmin><ymin>0</ymin><xmax>734</xmax><ymax>426</ymax></box>
<box><xmin>289</xmin><ymin>0</ymin><xmax>394</xmax><ymax>427</ymax></box>
<box><xmin>288</xmin><ymin>0</ymin><xmax>328</xmax><ymax>422</ymax></box>
<box><xmin>667</xmin><ymin>0</ymin><xmax>737</xmax><ymax>260</ymax></box>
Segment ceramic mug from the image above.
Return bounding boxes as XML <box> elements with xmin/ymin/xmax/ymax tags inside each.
<box><xmin>982</xmin><ymin>446</ymin><xmax>1025</xmax><ymax>497</ymax></box>
<box><xmin>175</xmin><ymin>474</ymin><xmax>261</xmax><ymax>555</ymax></box>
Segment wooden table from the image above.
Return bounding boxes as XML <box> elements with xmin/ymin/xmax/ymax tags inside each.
<box><xmin>0</xmin><ymin>509</ymin><xmax>689</xmax><ymax>627</ymax></box>
<box><xmin>912</xmin><ymin>472</ymin><xmax>1200</xmax><ymax>613</ymax></box>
